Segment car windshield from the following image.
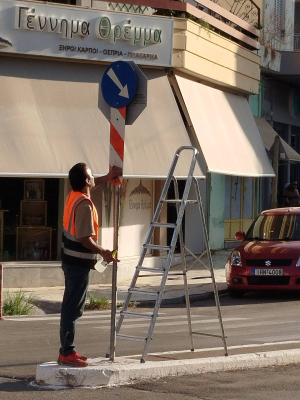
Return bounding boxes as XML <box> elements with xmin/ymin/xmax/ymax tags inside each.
<box><xmin>245</xmin><ymin>214</ymin><xmax>300</xmax><ymax>241</ymax></box>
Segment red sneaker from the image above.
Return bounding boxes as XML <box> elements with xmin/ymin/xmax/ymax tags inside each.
<box><xmin>57</xmin><ymin>352</ymin><xmax>88</xmax><ymax>367</ymax></box>
<box><xmin>73</xmin><ymin>351</ymin><xmax>87</xmax><ymax>361</ymax></box>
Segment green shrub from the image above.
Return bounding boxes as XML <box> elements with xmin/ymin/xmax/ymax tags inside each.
<box><xmin>85</xmin><ymin>294</ymin><xmax>110</xmax><ymax>310</ymax></box>
<box><xmin>3</xmin><ymin>290</ymin><xmax>35</xmax><ymax>316</ymax></box>
<box><xmin>84</xmin><ymin>295</ymin><xmax>138</xmax><ymax>311</ymax></box>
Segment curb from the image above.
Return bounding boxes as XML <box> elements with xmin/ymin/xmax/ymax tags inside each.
<box><xmin>36</xmin><ymin>348</ymin><xmax>300</xmax><ymax>388</ymax></box>
<box><xmin>34</xmin><ymin>300</ymin><xmax>61</xmax><ymax>314</ymax></box>
<box><xmin>32</xmin><ymin>289</ymin><xmax>229</xmax><ymax>314</ymax></box>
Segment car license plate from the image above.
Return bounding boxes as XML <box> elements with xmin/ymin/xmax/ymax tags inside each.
<box><xmin>252</xmin><ymin>269</ymin><xmax>283</xmax><ymax>276</ymax></box>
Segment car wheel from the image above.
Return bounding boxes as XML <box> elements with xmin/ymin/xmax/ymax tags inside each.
<box><xmin>228</xmin><ymin>290</ymin><xmax>244</xmax><ymax>298</ymax></box>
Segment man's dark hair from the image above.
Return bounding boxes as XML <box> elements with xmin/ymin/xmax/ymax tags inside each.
<box><xmin>69</xmin><ymin>163</ymin><xmax>89</xmax><ymax>191</ymax></box>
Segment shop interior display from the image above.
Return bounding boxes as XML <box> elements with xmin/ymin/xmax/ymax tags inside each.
<box><xmin>16</xmin><ymin>180</ymin><xmax>52</xmax><ymax>261</ymax></box>
<box><xmin>0</xmin><ymin>210</ymin><xmax>8</xmax><ymax>262</ymax></box>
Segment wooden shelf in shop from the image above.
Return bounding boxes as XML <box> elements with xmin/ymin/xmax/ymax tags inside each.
<box><xmin>20</xmin><ymin>200</ymin><xmax>47</xmax><ymax>227</ymax></box>
<box><xmin>16</xmin><ymin>226</ymin><xmax>52</xmax><ymax>262</ymax></box>
<box><xmin>16</xmin><ymin>179</ymin><xmax>52</xmax><ymax>262</ymax></box>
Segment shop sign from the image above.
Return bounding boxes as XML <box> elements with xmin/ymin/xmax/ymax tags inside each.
<box><xmin>0</xmin><ymin>1</ymin><xmax>173</xmax><ymax>67</ymax></box>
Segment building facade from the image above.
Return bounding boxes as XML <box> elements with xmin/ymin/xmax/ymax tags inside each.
<box><xmin>249</xmin><ymin>0</ymin><xmax>300</xmax><ymax>212</ymax></box>
<box><xmin>0</xmin><ymin>0</ymin><xmax>273</xmax><ymax>286</ymax></box>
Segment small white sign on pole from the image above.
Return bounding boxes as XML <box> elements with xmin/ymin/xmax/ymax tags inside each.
<box><xmin>126</xmin><ymin>62</ymin><xmax>148</xmax><ymax>125</ymax></box>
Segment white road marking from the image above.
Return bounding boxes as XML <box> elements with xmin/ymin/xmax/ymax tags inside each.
<box><xmin>5</xmin><ymin>310</ymin><xmax>112</xmax><ymax>321</ymax></box>
<box><xmin>153</xmin><ymin>320</ymin><xmax>300</xmax><ymax>335</ymax></box>
<box><xmin>123</xmin><ymin>340</ymin><xmax>300</xmax><ymax>358</ymax></box>
<box><xmin>246</xmin><ymin>334</ymin><xmax>300</xmax><ymax>342</ymax></box>
<box><xmin>6</xmin><ymin>313</ymin><xmax>244</xmax><ymax>324</ymax></box>
<box><xmin>91</xmin><ymin>318</ymin><xmax>258</xmax><ymax>330</ymax></box>
<box><xmin>5</xmin><ymin>310</ymin><xmax>160</xmax><ymax>322</ymax></box>
<box><xmin>75</xmin><ymin>316</ymin><xmax>246</xmax><ymax>326</ymax></box>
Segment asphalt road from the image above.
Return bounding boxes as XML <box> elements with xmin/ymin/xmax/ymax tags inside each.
<box><xmin>1</xmin><ymin>291</ymin><xmax>300</xmax><ymax>398</ymax></box>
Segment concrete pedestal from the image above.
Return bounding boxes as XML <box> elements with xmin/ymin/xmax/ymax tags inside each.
<box><xmin>36</xmin><ymin>349</ymin><xmax>300</xmax><ymax>388</ymax></box>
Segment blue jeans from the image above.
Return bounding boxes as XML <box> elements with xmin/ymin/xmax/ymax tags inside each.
<box><xmin>59</xmin><ymin>262</ymin><xmax>91</xmax><ymax>356</ymax></box>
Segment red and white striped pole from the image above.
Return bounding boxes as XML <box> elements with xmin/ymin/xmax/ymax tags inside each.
<box><xmin>0</xmin><ymin>264</ymin><xmax>5</xmax><ymax>321</ymax></box>
<box><xmin>109</xmin><ymin>106</ymin><xmax>126</xmax><ymax>185</ymax></box>
<box><xmin>108</xmin><ymin>106</ymin><xmax>125</xmax><ymax>361</ymax></box>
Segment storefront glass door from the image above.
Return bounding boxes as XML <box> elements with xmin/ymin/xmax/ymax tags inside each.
<box><xmin>224</xmin><ymin>176</ymin><xmax>254</xmax><ymax>240</ymax></box>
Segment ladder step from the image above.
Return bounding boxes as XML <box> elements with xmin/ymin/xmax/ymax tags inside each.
<box><xmin>167</xmin><ymin>273</ymin><xmax>185</xmax><ymax>280</ymax></box>
<box><xmin>162</xmin><ymin>200</ymin><xmax>198</xmax><ymax>204</ymax></box>
<box><xmin>137</xmin><ymin>267</ymin><xmax>164</xmax><ymax>273</ymax></box>
<box><xmin>168</xmin><ymin>272</ymin><xmax>185</xmax><ymax>276</ymax></box>
<box><xmin>144</xmin><ymin>244</ymin><xmax>171</xmax><ymax>250</ymax></box>
<box><xmin>116</xmin><ymin>334</ymin><xmax>146</xmax><ymax>342</ymax></box>
<box><xmin>151</xmin><ymin>222</ymin><xmax>177</xmax><ymax>228</ymax></box>
<box><xmin>192</xmin><ymin>331</ymin><xmax>225</xmax><ymax>339</ymax></box>
<box><xmin>121</xmin><ymin>311</ymin><xmax>153</xmax><ymax>319</ymax></box>
<box><xmin>191</xmin><ymin>276</ymin><xmax>212</xmax><ymax>280</ymax></box>
<box><xmin>128</xmin><ymin>289</ymin><xmax>158</xmax><ymax>297</ymax></box>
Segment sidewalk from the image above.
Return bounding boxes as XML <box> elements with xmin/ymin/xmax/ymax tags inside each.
<box><xmin>13</xmin><ymin>249</ymin><xmax>231</xmax><ymax>315</ymax></box>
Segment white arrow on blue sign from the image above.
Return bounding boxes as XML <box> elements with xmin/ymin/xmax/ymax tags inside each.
<box><xmin>101</xmin><ymin>61</ymin><xmax>137</xmax><ymax>109</ymax></box>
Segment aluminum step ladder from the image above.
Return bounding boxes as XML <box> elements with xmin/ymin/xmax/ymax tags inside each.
<box><xmin>114</xmin><ymin>146</ymin><xmax>228</xmax><ymax>363</ymax></box>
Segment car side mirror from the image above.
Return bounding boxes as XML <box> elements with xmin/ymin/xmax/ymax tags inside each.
<box><xmin>235</xmin><ymin>231</ymin><xmax>245</xmax><ymax>240</ymax></box>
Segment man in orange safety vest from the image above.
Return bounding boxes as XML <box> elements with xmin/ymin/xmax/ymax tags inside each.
<box><xmin>58</xmin><ymin>163</ymin><xmax>122</xmax><ymax>367</ymax></box>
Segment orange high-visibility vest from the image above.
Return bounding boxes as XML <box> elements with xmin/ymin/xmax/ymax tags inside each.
<box><xmin>61</xmin><ymin>191</ymin><xmax>99</xmax><ymax>269</ymax></box>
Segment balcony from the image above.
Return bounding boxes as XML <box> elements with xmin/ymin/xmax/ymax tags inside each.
<box><xmin>91</xmin><ymin>0</ymin><xmax>260</xmax><ymax>50</ymax></box>
<box><xmin>260</xmin><ymin>33</ymin><xmax>300</xmax><ymax>53</ymax></box>
<box><xmin>262</xmin><ymin>33</ymin><xmax>300</xmax><ymax>78</ymax></box>
<box><xmin>294</xmin><ymin>34</ymin><xmax>300</xmax><ymax>51</ymax></box>
<box><xmin>82</xmin><ymin>0</ymin><xmax>261</xmax><ymax>93</ymax></box>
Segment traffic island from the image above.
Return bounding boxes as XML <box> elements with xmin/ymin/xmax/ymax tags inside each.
<box><xmin>36</xmin><ymin>349</ymin><xmax>300</xmax><ymax>388</ymax></box>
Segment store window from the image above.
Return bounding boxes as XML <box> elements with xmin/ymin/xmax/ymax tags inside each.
<box><xmin>0</xmin><ymin>178</ymin><xmax>59</xmax><ymax>262</ymax></box>
<box><xmin>290</xmin><ymin>126</ymin><xmax>300</xmax><ymax>183</ymax></box>
<box><xmin>291</xmin><ymin>134</ymin><xmax>297</xmax><ymax>150</ymax></box>
<box><xmin>273</xmin><ymin>122</ymin><xmax>290</xmax><ymax>196</ymax></box>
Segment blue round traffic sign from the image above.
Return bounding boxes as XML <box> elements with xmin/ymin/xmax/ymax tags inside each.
<box><xmin>101</xmin><ymin>61</ymin><xmax>137</xmax><ymax>108</ymax></box>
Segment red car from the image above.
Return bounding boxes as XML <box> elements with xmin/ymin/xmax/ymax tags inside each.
<box><xmin>225</xmin><ymin>208</ymin><xmax>300</xmax><ymax>297</ymax></box>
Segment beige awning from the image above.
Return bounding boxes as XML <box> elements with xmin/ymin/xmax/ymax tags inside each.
<box><xmin>0</xmin><ymin>57</ymin><xmax>204</xmax><ymax>179</ymax></box>
<box><xmin>254</xmin><ymin>117</ymin><xmax>300</xmax><ymax>162</ymax></box>
<box><xmin>175</xmin><ymin>75</ymin><xmax>275</xmax><ymax>177</ymax></box>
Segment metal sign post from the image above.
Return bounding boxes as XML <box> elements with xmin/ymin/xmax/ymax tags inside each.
<box><xmin>107</xmin><ymin>106</ymin><xmax>126</xmax><ymax>361</ymax></box>
<box><xmin>101</xmin><ymin>61</ymin><xmax>137</xmax><ymax>361</ymax></box>
<box><xmin>108</xmin><ymin>184</ymin><xmax>120</xmax><ymax>360</ymax></box>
